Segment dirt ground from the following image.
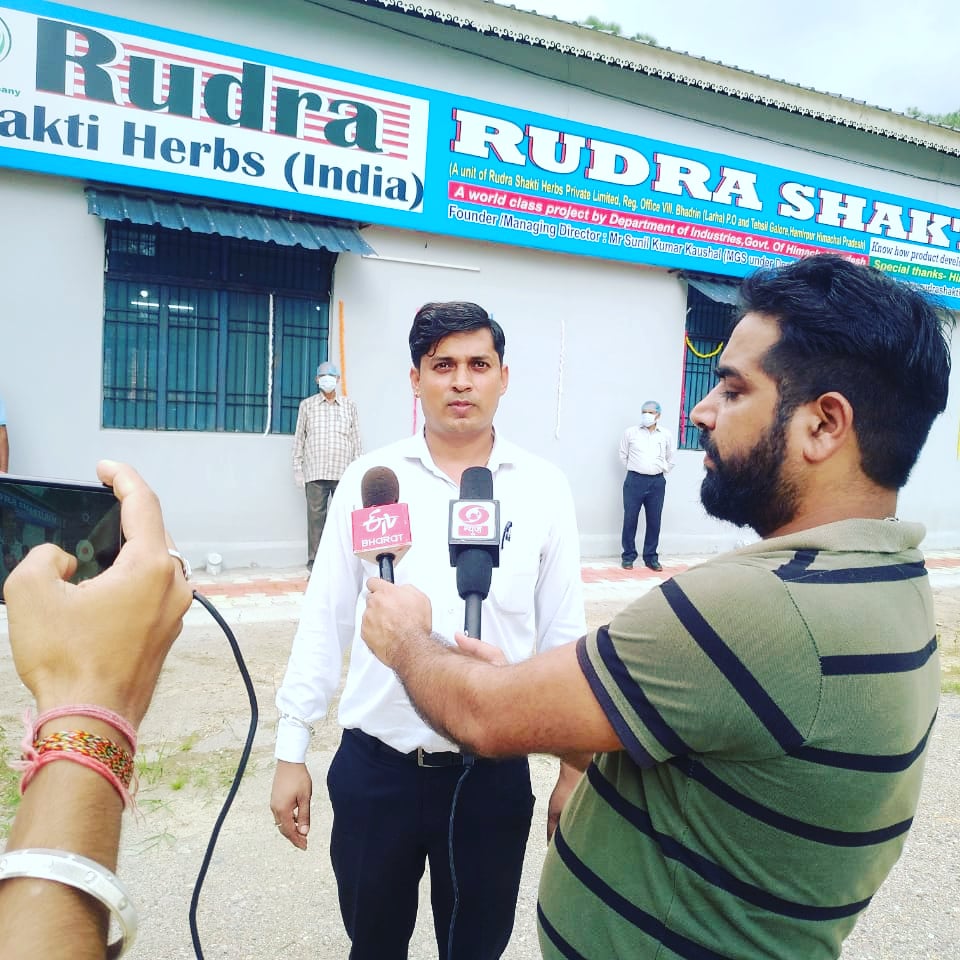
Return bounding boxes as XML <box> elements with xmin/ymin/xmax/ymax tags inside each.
<box><xmin>2</xmin><ymin>586</ymin><xmax>960</xmax><ymax>959</ymax></box>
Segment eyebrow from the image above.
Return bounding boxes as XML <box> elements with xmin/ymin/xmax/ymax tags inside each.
<box><xmin>431</xmin><ymin>352</ymin><xmax>496</xmax><ymax>363</ymax></box>
<box><xmin>713</xmin><ymin>363</ymin><xmax>743</xmax><ymax>381</ymax></box>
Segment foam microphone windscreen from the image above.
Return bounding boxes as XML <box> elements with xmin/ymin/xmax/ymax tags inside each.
<box><xmin>456</xmin><ymin>547</ymin><xmax>494</xmax><ymax>599</ymax></box>
<box><xmin>459</xmin><ymin>465</ymin><xmax>493</xmax><ymax>500</ymax></box>
<box><xmin>361</xmin><ymin>466</ymin><xmax>400</xmax><ymax>507</ymax></box>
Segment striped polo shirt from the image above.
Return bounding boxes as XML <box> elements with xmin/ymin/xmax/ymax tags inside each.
<box><xmin>539</xmin><ymin>518</ymin><xmax>939</xmax><ymax>959</ymax></box>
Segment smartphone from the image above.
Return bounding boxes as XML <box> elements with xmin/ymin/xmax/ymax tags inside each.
<box><xmin>0</xmin><ymin>475</ymin><xmax>123</xmax><ymax>602</ymax></box>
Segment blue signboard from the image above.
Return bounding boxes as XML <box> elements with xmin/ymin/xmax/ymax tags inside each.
<box><xmin>2</xmin><ymin>1</ymin><xmax>959</xmax><ymax>305</ymax></box>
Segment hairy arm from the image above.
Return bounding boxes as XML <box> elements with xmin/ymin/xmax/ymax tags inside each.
<box><xmin>361</xmin><ymin>580</ymin><xmax>620</xmax><ymax>758</ymax></box>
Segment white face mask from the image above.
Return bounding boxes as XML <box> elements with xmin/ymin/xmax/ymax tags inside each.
<box><xmin>640</xmin><ymin>412</ymin><xmax>658</xmax><ymax>427</ymax></box>
<box><xmin>317</xmin><ymin>375</ymin><xmax>338</xmax><ymax>393</ymax></box>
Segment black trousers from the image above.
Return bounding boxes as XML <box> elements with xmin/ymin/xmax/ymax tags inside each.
<box><xmin>327</xmin><ymin>728</ymin><xmax>535</xmax><ymax>960</ymax></box>
<box><xmin>620</xmin><ymin>471</ymin><xmax>666</xmax><ymax>565</ymax></box>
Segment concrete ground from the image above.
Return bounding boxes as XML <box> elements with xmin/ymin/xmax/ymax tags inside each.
<box><xmin>2</xmin><ymin>552</ymin><xmax>959</xmax><ymax>958</ymax></box>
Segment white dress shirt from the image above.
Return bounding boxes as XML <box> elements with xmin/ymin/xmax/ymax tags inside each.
<box><xmin>275</xmin><ymin>430</ymin><xmax>587</xmax><ymax>760</ymax></box>
<box><xmin>619</xmin><ymin>424</ymin><xmax>675</xmax><ymax>476</ymax></box>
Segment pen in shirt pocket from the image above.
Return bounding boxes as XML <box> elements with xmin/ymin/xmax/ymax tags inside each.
<box><xmin>501</xmin><ymin>520</ymin><xmax>513</xmax><ymax>549</ymax></box>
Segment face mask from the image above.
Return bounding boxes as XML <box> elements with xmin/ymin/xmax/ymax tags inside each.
<box><xmin>640</xmin><ymin>412</ymin><xmax>657</xmax><ymax>427</ymax></box>
<box><xmin>317</xmin><ymin>375</ymin><xmax>337</xmax><ymax>393</ymax></box>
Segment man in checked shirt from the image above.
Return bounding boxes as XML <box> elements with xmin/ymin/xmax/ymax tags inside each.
<box><xmin>292</xmin><ymin>361</ymin><xmax>363</xmax><ymax>570</ymax></box>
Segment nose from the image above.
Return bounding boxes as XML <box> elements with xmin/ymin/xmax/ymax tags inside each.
<box><xmin>690</xmin><ymin>386</ymin><xmax>717</xmax><ymax>431</ymax></box>
<box><xmin>451</xmin><ymin>363</ymin><xmax>472</xmax><ymax>391</ymax></box>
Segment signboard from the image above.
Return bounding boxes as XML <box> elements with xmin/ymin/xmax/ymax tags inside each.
<box><xmin>2</xmin><ymin>2</ymin><xmax>960</xmax><ymax>305</ymax></box>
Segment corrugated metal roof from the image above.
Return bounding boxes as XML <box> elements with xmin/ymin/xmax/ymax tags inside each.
<box><xmin>687</xmin><ymin>277</ymin><xmax>740</xmax><ymax>305</ymax></box>
<box><xmin>341</xmin><ymin>0</ymin><xmax>960</xmax><ymax>158</ymax></box>
<box><xmin>85</xmin><ymin>188</ymin><xmax>376</xmax><ymax>255</ymax></box>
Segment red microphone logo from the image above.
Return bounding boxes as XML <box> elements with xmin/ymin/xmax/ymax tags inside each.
<box><xmin>455</xmin><ymin>501</ymin><xmax>494</xmax><ymax>539</ymax></box>
<box><xmin>362</xmin><ymin>507</ymin><xmax>401</xmax><ymax>537</ymax></box>
<box><xmin>351</xmin><ymin>503</ymin><xmax>413</xmax><ymax>559</ymax></box>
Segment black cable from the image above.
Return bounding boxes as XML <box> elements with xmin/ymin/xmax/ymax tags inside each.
<box><xmin>445</xmin><ymin>756</ymin><xmax>474</xmax><ymax>960</ymax></box>
<box><xmin>187</xmin><ymin>590</ymin><xmax>260</xmax><ymax>960</ymax></box>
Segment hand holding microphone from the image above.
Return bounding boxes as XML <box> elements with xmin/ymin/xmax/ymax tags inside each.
<box><xmin>448</xmin><ymin>466</ymin><xmax>500</xmax><ymax>638</ymax></box>
<box><xmin>351</xmin><ymin>467</ymin><xmax>412</xmax><ymax>582</ymax></box>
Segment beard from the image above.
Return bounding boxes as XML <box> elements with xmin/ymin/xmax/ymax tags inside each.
<box><xmin>699</xmin><ymin>411</ymin><xmax>800</xmax><ymax>537</ymax></box>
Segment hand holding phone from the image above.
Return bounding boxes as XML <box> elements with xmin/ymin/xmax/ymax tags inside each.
<box><xmin>0</xmin><ymin>475</ymin><xmax>123</xmax><ymax>602</ymax></box>
<box><xmin>3</xmin><ymin>460</ymin><xmax>194</xmax><ymax>725</ymax></box>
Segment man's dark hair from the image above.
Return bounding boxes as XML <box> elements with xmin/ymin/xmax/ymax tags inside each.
<box><xmin>737</xmin><ymin>254</ymin><xmax>953</xmax><ymax>489</ymax></box>
<box><xmin>409</xmin><ymin>302</ymin><xmax>505</xmax><ymax>368</ymax></box>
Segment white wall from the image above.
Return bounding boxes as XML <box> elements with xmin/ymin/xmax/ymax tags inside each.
<box><xmin>2</xmin><ymin>0</ymin><xmax>957</xmax><ymax>566</ymax></box>
<box><xmin>0</xmin><ymin>170</ymin><xmax>305</xmax><ymax>567</ymax></box>
<box><xmin>334</xmin><ymin>227</ymin><xmax>699</xmax><ymax>558</ymax></box>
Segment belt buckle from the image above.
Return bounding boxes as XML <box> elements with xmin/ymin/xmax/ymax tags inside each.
<box><xmin>417</xmin><ymin>747</ymin><xmax>455</xmax><ymax>768</ymax></box>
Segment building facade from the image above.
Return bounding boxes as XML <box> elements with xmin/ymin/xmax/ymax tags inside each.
<box><xmin>1</xmin><ymin>0</ymin><xmax>957</xmax><ymax>567</ymax></box>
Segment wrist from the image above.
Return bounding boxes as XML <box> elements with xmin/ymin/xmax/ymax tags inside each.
<box><xmin>35</xmin><ymin>686</ymin><xmax>148</xmax><ymax>731</ymax></box>
<box><xmin>36</xmin><ymin>716</ymin><xmax>135</xmax><ymax>756</ymax></box>
<box><xmin>389</xmin><ymin>626</ymin><xmax>439</xmax><ymax>676</ymax></box>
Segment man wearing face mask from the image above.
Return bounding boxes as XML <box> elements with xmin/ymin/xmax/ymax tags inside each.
<box><xmin>619</xmin><ymin>400</ymin><xmax>674</xmax><ymax>571</ymax></box>
<box><xmin>292</xmin><ymin>361</ymin><xmax>362</xmax><ymax>570</ymax></box>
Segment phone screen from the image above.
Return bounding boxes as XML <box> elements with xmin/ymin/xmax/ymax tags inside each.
<box><xmin>0</xmin><ymin>477</ymin><xmax>123</xmax><ymax>602</ymax></box>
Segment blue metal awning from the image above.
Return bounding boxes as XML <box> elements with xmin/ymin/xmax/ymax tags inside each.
<box><xmin>85</xmin><ymin>188</ymin><xmax>375</xmax><ymax>255</ymax></box>
<box><xmin>686</xmin><ymin>277</ymin><xmax>741</xmax><ymax>305</ymax></box>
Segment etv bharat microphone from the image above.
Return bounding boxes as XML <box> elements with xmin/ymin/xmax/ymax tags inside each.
<box><xmin>448</xmin><ymin>466</ymin><xmax>500</xmax><ymax>638</ymax></box>
<box><xmin>351</xmin><ymin>466</ymin><xmax>412</xmax><ymax>582</ymax></box>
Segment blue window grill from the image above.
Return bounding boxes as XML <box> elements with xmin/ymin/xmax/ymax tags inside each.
<box><xmin>102</xmin><ymin>223</ymin><xmax>334</xmax><ymax>434</ymax></box>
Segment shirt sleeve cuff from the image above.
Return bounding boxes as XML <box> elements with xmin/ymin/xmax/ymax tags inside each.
<box><xmin>274</xmin><ymin>716</ymin><xmax>312</xmax><ymax>763</ymax></box>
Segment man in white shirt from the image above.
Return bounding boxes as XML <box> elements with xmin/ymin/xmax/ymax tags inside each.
<box><xmin>270</xmin><ymin>302</ymin><xmax>586</xmax><ymax>960</ymax></box>
<box><xmin>618</xmin><ymin>400</ymin><xmax>675</xmax><ymax>571</ymax></box>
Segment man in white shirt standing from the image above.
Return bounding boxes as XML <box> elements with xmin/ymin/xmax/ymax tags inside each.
<box><xmin>291</xmin><ymin>361</ymin><xmax>362</xmax><ymax>570</ymax></box>
<box><xmin>270</xmin><ymin>302</ymin><xmax>586</xmax><ymax>960</ymax></box>
<box><xmin>619</xmin><ymin>400</ymin><xmax>675</xmax><ymax>571</ymax></box>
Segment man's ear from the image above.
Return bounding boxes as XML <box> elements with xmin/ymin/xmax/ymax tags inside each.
<box><xmin>801</xmin><ymin>392</ymin><xmax>855</xmax><ymax>464</ymax></box>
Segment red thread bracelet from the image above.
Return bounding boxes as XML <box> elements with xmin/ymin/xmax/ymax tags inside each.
<box><xmin>33</xmin><ymin>704</ymin><xmax>137</xmax><ymax>751</ymax></box>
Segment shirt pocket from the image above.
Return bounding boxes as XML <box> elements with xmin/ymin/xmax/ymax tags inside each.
<box><xmin>489</xmin><ymin>553</ymin><xmax>539</xmax><ymax>614</ymax></box>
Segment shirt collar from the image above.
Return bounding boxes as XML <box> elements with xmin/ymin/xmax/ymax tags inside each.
<box><xmin>734</xmin><ymin>517</ymin><xmax>926</xmax><ymax>556</ymax></box>
<box><xmin>399</xmin><ymin>427</ymin><xmax>518</xmax><ymax>476</ymax></box>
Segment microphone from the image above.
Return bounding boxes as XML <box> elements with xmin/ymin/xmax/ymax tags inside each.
<box><xmin>351</xmin><ymin>466</ymin><xmax>412</xmax><ymax>582</ymax></box>
<box><xmin>448</xmin><ymin>466</ymin><xmax>500</xmax><ymax>638</ymax></box>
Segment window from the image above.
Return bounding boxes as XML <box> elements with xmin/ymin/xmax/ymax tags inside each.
<box><xmin>678</xmin><ymin>278</ymin><xmax>738</xmax><ymax>450</ymax></box>
<box><xmin>102</xmin><ymin>223</ymin><xmax>335</xmax><ymax>434</ymax></box>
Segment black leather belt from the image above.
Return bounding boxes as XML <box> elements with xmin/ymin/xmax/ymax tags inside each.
<box><xmin>347</xmin><ymin>727</ymin><xmax>471</xmax><ymax>768</ymax></box>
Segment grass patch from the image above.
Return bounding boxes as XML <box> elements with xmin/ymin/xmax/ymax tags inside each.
<box><xmin>0</xmin><ymin>729</ymin><xmax>22</xmax><ymax>838</ymax></box>
<box><xmin>940</xmin><ymin>661</ymin><xmax>960</xmax><ymax>695</ymax></box>
<box><xmin>133</xmin><ymin>736</ymin><xmax>253</xmax><ymax>797</ymax></box>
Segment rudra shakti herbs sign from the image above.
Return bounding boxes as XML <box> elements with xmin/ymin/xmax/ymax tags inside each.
<box><xmin>1</xmin><ymin>1</ymin><xmax>959</xmax><ymax>305</ymax></box>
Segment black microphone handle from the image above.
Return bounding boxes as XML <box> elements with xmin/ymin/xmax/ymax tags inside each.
<box><xmin>377</xmin><ymin>553</ymin><xmax>395</xmax><ymax>583</ymax></box>
<box><xmin>464</xmin><ymin>593</ymin><xmax>482</xmax><ymax>638</ymax></box>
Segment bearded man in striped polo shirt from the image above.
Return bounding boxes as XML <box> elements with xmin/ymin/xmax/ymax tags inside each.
<box><xmin>360</xmin><ymin>254</ymin><xmax>953</xmax><ymax>960</ymax></box>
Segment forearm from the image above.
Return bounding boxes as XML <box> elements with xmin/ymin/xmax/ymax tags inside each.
<box><xmin>0</xmin><ymin>426</ymin><xmax>8</xmax><ymax>471</ymax></box>
<box><xmin>392</xmin><ymin>631</ymin><xmax>502</xmax><ymax>754</ymax></box>
<box><xmin>1</xmin><ymin>758</ymin><xmax>124</xmax><ymax>960</ymax></box>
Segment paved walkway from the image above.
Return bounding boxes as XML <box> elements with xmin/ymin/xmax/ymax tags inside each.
<box><xmin>3</xmin><ymin>551</ymin><xmax>958</xmax><ymax>627</ymax></box>
<box><xmin>178</xmin><ymin>550</ymin><xmax>960</xmax><ymax>624</ymax></box>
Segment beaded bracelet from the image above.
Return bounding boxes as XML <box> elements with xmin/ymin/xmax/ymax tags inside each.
<box><xmin>0</xmin><ymin>848</ymin><xmax>138</xmax><ymax>958</ymax></box>
<box><xmin>15</xmin><ymin>717</ymin><xmax>137</xmax><ymax>808</ymax></box>
<box><xmin>20</xmin><ymin>730</ymin><xmax>136</xmax><ymax>807</ymax></box>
